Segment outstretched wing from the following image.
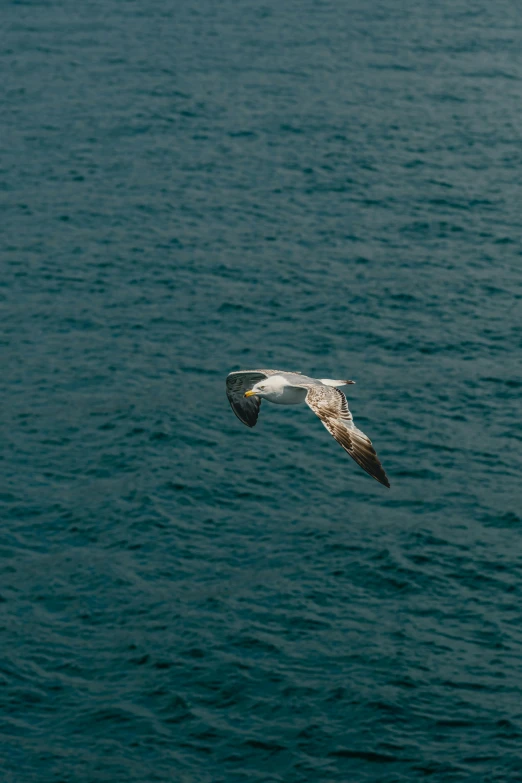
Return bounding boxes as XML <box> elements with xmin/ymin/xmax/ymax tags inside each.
<box><xmin>305</xmin><ymin>386</ymin><xmax>390</xmax><ymax>487</ymax></box>
<box><xmin>226</xmin><ymin>369</ymin><xmax>278</xmax><ymax>428</ymax></box>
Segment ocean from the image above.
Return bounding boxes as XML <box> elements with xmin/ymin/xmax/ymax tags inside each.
<box><xmin>2</xmin><ymin>0</ymin><xmax>522</xmax><ymax>780</ymax></box>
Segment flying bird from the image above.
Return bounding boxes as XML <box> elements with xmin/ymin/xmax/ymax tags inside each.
<box><xmin>226</xmin><ymin>369</ymin><xmax>390</xmax><ymax>488</ymax></box>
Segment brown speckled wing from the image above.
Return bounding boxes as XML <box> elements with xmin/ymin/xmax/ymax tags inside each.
<box><xmin>305</xmin><ymin>386</ymin><xmax>390</xmax><ymax>488</ymax></box>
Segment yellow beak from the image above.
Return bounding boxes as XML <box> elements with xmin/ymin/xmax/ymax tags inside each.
<box><xmin>244</xmin><ymin>390</ymin><xmax>256</xmax><ymax>398</ymax></box>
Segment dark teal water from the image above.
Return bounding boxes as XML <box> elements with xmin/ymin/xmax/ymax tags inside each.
<box><xmin>2</xmin><ymin>0</ymin><xmax>522</xmax><ymax>781</ymax></box>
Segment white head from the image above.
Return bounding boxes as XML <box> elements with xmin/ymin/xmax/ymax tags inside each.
<box><xmin>244</xmin><ymin>375</ymin><xmax>286</xmax><ymax>399</ymax></box>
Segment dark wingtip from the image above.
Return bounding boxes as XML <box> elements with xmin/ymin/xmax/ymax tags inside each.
<box><xmin>375</xmin><ymin>469</ymin><xmax>390</xmax><ymax>488</ymax></box>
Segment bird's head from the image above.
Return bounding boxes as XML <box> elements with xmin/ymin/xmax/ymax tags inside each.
<box><xmin>244</xmin><ymin>381</ymin><xmax>268</xmax><ymax>399</ymax></box>
<box><xmin>244</xmin><ymin>377</ymin><xmax>282</xmax><ymax>399</ymax></box>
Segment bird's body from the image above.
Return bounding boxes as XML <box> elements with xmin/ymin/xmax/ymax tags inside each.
<box><xmin>226</xmin><ymin>369</ymin><xmax>390</xmax><ymax>488</ymax></box>
<box><xmin>261</xmin><ymin>381</ymin><xmax>308</xmax><ymax>405</ymax></box>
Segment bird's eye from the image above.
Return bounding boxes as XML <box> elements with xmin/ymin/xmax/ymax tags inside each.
<box><xmin>259</xmin><ymin>386</ymin><xmax>265</xmax><ymax>390</ymax></box>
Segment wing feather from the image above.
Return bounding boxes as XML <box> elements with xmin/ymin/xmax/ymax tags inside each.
<box><xmin>225</xmin><ymin>369</ymin><xmax>282</xmax><ymax>428</ymax></box>
<box><xmin>305</xmin><ymin>386</ymin><xmax>390</xmax><ymax>488</ymax></box>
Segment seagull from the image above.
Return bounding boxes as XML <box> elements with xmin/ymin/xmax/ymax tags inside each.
<box><xmin>226</xmin><ymin>369</ymin><xmax>390</xmax><ymax>488</ymax></box>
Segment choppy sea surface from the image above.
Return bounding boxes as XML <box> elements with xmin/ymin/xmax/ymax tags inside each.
<box><xmin>2</xmin><ymin>0</ymin><xmax>522</xmax><ymax>780</ymax></box>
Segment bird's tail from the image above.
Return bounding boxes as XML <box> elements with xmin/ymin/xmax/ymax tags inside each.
<box><xmin>320</xmin><ymin>378</ymin><xmax>356</xmax><ymax>387</ymax></box>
